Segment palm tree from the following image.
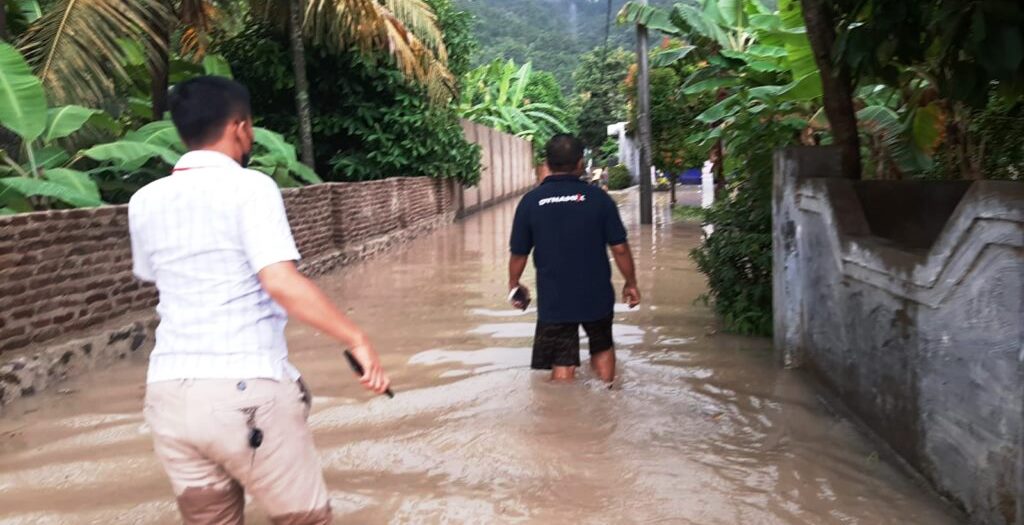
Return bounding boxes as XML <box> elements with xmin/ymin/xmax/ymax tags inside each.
<box><xmin>256</xmin><ymin>0</ymin><xmax>452</xmax><ymax>165</ymax></box>
<box><xmin>15</xmin><ymin>0</ymin><xmax>452</xmax><ymax>167</ymax></box>
<box><xmin>15</xmin><ymin>0</ymin><xmax>171</xmax><ymax>105</ymax></box>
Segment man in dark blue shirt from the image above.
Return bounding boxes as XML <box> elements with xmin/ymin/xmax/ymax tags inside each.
<box><xmin>508</xmin><ymin>134</ymin><xmax>641</xmax><ymax>383</ymax></box>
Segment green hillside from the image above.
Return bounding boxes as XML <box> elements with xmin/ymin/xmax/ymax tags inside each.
<box><xmin>455</xmin><ymin>0</ymin><xmax>672</xmax><ymax>91</ymax></box>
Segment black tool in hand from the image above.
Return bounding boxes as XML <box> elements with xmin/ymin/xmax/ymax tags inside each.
<box><xmin>344</xmin><ymin>350</ymin><xmax>394</xmax><ymax>398</ymax></box>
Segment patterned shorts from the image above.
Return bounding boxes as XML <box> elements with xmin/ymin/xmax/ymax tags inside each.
<box><xmin>531</xmin><ymin>316</ymin><xmax>615</xmax><ymax>369</ymax></box>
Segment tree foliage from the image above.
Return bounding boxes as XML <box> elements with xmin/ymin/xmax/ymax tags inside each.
<box><xmin>828</xmin><ymin>0</ymin><xmax>1024</xmax><ymax>179</ymax></box>
<box><xmin>456</xmin><ymin>0</ymin><xmax>672</xmax><ymax>92</ymax></box>
<box><xmin>0</xmin><ymin>0</ymin><xmax>485</xmax><ymax>211</ymax></box>
<box><xmin>220</xmin><ymin>21</ymin><xmax>479</xmax><ymax>184</ymax></box>
<box><xmin>426</xmin><ymin>0</ymin><xmax>476</xmax><ymax>78</ymax></box>
<box><xmin>832</xmin><ymin>0</ymin><xmax>1023</xmax><ymax>108</ymax></box>
<box><xmin>617</xmin><ymin>0</ymin><xmax>1022</xmax><ymax>335</ymax></box>
<box><xmin>637</xmin><ymin>62</ymin><xmax>714</xmax><ymax>172</ymax></box>
<box><xmin>574</xmin><ymin>46</ymin><xmax>633</xmax><ymax>150</ymax></box>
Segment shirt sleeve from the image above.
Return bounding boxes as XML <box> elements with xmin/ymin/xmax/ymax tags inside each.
<box><xmin>239</xmin><ymin>177</ymin><xmax>301</xmax><ymax>273</ymax></box>
<box><xmin>127</xmin><ymin>199</ymin><xmax>155</xmax><ymax>282</ymax></box>
<box><xmin>604</xmin><ymin>194</ymin><xmax>628</xmax><ymax>246</ymax></box>
<box><xmin>509</xmin><ymin>197</ymin><xmax>534</xmax><ymax>255</ymax></box>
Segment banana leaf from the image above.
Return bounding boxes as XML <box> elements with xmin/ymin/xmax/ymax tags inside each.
<box><xmin>82</xmin><ymin>141</ymin><xmax>181</xmax><ymax>167</ymax></box>
<box><xmin>43</xmin><ymin>105</ymin><xmax>105</xmax><ymax>144</ymax></box>
<box><xmin>683</xmin><ymin>77</ymin><xmax>742</xmax><ymax>95</ymax></box>
<box><xmin>253</xmin><ymin>128</ymin><xmax>299</xmax><ymax>163</ymax></box>
<box><xmin>618</xmin><ymin>2</ymin><xmax>679</xmax><ymax>35</ymax></box>
<box><xmin>0</xmin><ymin>42</ymin><xmax>46</xmax><ymax>143</ymax></box>
<box><xmin>651</xmin><ymin>45</ymin><xmax>696</xmax><ymax>68</ymax></box>
<box><xmin>0</xmin><ymin>175</ymin><xmax>103</xmax><ymax>207</ymax></box>
<box><xmin>124</xmin><ymin>120</ymin><xmax>185</xmax><ymax>152</ymax></box>
<box><xmin>45</xmin><ymin>167</ymin><xmax>101</xmax><ymax>202</ymax></box>
<box><xmin>32</xmin><ymin>145</ymin><xmax>70</xmax><ymax>169</ymax></box>
<box><xmin>697</xmin><ymin>93</ymin><xmax>742</xmax><ymax>123</ymax></box>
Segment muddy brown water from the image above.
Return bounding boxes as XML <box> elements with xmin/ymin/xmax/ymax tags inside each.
<box><xmin>0</xmin><ymin>191</ymin><xmax>959</xmax><ymax>524</ymax></box>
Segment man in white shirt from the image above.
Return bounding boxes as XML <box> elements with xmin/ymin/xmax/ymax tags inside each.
<box><xmin>129</xmin><ymin>76</ymin><xmax>389</xmax><ymax>524</ymax></box>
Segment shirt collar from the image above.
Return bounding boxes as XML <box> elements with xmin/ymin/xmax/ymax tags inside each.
<box><xmin>173</xmin><ymin>150</ymin><xmax>241</xmax><ymax>172</ymax></box>
<box><xmin>542</xmin><ymin>173</ymin><xmax>583</xmax><ymax>185</ymax></box>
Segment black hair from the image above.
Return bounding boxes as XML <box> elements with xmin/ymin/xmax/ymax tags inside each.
<box><xmin>545</xmin><ymin>134</ymin><xmax>585</xmax><ymax>172</ymax></box>
<box><xmin>168</xmin><ymin>76</ymin><xmax>252</xmax><ymax>148</ymax></box>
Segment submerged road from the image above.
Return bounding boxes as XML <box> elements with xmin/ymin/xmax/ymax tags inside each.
<box><xmin>0</xmin><ymin>191</ymin><xmax>957</xmax><ymax>524</ymax></box>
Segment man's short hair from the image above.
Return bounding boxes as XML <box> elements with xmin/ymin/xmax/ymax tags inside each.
<box><xmin>168</xmin><ymin>76</ymin><xmax>252</xmax><ymax>148</ymax></box>
<box><xmin>545</xmin><ymin>134</ymin><xmax>585</xmax><ymax>172</ymax></box>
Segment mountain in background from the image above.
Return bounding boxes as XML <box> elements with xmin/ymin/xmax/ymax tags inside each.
<box><xmin>455</xmin><ymin>0</ymin><xmax>672</xmax><ymax>92</ymax></box>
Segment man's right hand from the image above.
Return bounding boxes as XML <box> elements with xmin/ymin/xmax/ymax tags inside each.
<box><xmin>623</xmin><ymin>283</ymin><xmax>641</xmax><ymax>308</ymax></box>
<box><xmin>258</xmin><ymin>262</ymin><xmax>390</xmax><ymax>395</ymax></box>
<box><xmin>348</xmin><ymin>342</ymin><xmax>390</xmax><ymax>395</ymax></box>
<box><xmin>510</xmin><ymin>283</ymin><xmax>531</xmax><ymax>310</ymax></box>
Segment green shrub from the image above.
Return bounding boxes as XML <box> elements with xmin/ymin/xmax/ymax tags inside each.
<box><xmin>607</xmin><ymin>165</ymin><xmax>632</xmax><ymax>190</ymax></box>
<box><xmin>691</xmin><ymin>172</ymin><xmax>773</xmax><ymax>336</ymax></box>
<box><xmin>690</xmin><ymin>111</ymin><xmax>803</xmax><ymax>337</ymax></box>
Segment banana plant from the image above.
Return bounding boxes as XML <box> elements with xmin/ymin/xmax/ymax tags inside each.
<box><xmin>458</xmin><ymin>59</ymin><xmax>571</xmax><ymax>143</ymax></box>
<box><xmin>624</xmin><ymin>0</ymin><xmax>950</xmax><ymax>178</ymax></box>
<box><xmin>0</xmin><ymin>43</ymin><xmax>320</xmax><ymax>213</ymax></box>
<box><xmin>82</xmin><ymin>120</ymin><xmax>321</xmax><ymax>200</ymax></box>
<box><xmin>620</xmin><ymin>0</ymin><xmax>822</xmax><ymax>144</ymax></box>
<box><xmin>0</xmin><ymin>42</ymin><xmax>109</xmax><ymax>212</ymax></box>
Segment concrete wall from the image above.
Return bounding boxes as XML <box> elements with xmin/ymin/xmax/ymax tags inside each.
<box><xmin>773</xmin><ymin>147</ymin><xmax>1024</xmax><ymax>525</ymax></box>
<box><xmin>456</xmin><ymin>120</ymin><xmax>536</xmax><ymax>216</ymax></box>
<box><xmin>0</xmin><ymin>122</ymin><xmax>532</xmax><ymax>408</ymax></box>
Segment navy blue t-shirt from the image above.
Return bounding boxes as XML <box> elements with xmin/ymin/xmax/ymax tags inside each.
<box><xmin>509</xmin><ymin>174</ymin><xmax>628</xmax><ymax>324</ymax></box>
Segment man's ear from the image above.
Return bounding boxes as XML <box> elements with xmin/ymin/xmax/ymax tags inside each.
<box><xmin>234</xmin><ymin>118</ymin><xmax>251</xmax><ymax>144</ymax></box>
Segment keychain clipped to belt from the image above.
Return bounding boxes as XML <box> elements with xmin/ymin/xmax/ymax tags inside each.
<box><xmin>239</xmin><ymin>353</ymin><xmax>388</xmax><ymax>459</ymax></box>
<box><xmin>244</xmin><ymin>407</ymin><xmax>264</xmax><ymax>449</ymax></box>
<box><xmin>239</xmin><ymin>404</ymin><xmax>263</xmax><ymax>485</ymax></box>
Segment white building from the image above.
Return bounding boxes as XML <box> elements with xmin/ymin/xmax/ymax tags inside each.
<box><xmin>607</xmin><ymin>122</ymin><xmax>640</xmax><ymax>183</ymax></box>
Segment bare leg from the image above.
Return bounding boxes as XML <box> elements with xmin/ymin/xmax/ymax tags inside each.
<box><xmin>551</xmin><ymin>366</ymin><xmax>576</xmax><ymax>381</ymax></box>
<box><xmin>590</xmin><ymin>349</ymin><xmax>615</xmax><ymax>383</ymax></box>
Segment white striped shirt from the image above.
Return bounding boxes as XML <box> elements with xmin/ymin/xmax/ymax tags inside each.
<box><xmin>128</xmin><ymin>150</ymin><xmax>301</xmax><ymax>383</ymax></box>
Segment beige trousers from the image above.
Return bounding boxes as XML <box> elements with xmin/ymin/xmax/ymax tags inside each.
<box><xmin>144</xmin><ymin>379</ymin><xmax>332</xmax><ymax>524</ymax></box>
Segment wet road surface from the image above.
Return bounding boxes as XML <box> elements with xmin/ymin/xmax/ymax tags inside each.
<box><xmin>0</xmin><ymin>191</ymin><xmax>959</xmax><ymax>524</ymax></box>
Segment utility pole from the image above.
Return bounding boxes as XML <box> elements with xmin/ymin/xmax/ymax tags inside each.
<box><xmin>635</xmin><ymin>0</ymin><xmax>654</xmax><ymax>225</ymax></box>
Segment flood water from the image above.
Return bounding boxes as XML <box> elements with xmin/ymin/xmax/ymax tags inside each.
<box><xmin>0</xmin><ymin>191</ymin><xmax>959</xmax><ymax>524</ymax></box>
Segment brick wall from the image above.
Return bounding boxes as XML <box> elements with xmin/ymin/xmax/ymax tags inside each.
<box><xmin>0</xmin><ymin>178</ymin><xmax>456</xmax><ymax>357</ymax></box>
<box><xmin>281</xmin><ymin>183</ymin><xmax>333</xmax><ymax>260</ymax></box>
<box><xmin>0</xmin><ymin>208</ymin><xmax>158</xmax><ymax>354</ymax></box>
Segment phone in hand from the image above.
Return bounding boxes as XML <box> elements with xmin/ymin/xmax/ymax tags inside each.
<box><xmin>508</xmin><ymin>286</ymin><xmax>531</xmax><ymax>311</ymax></box>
